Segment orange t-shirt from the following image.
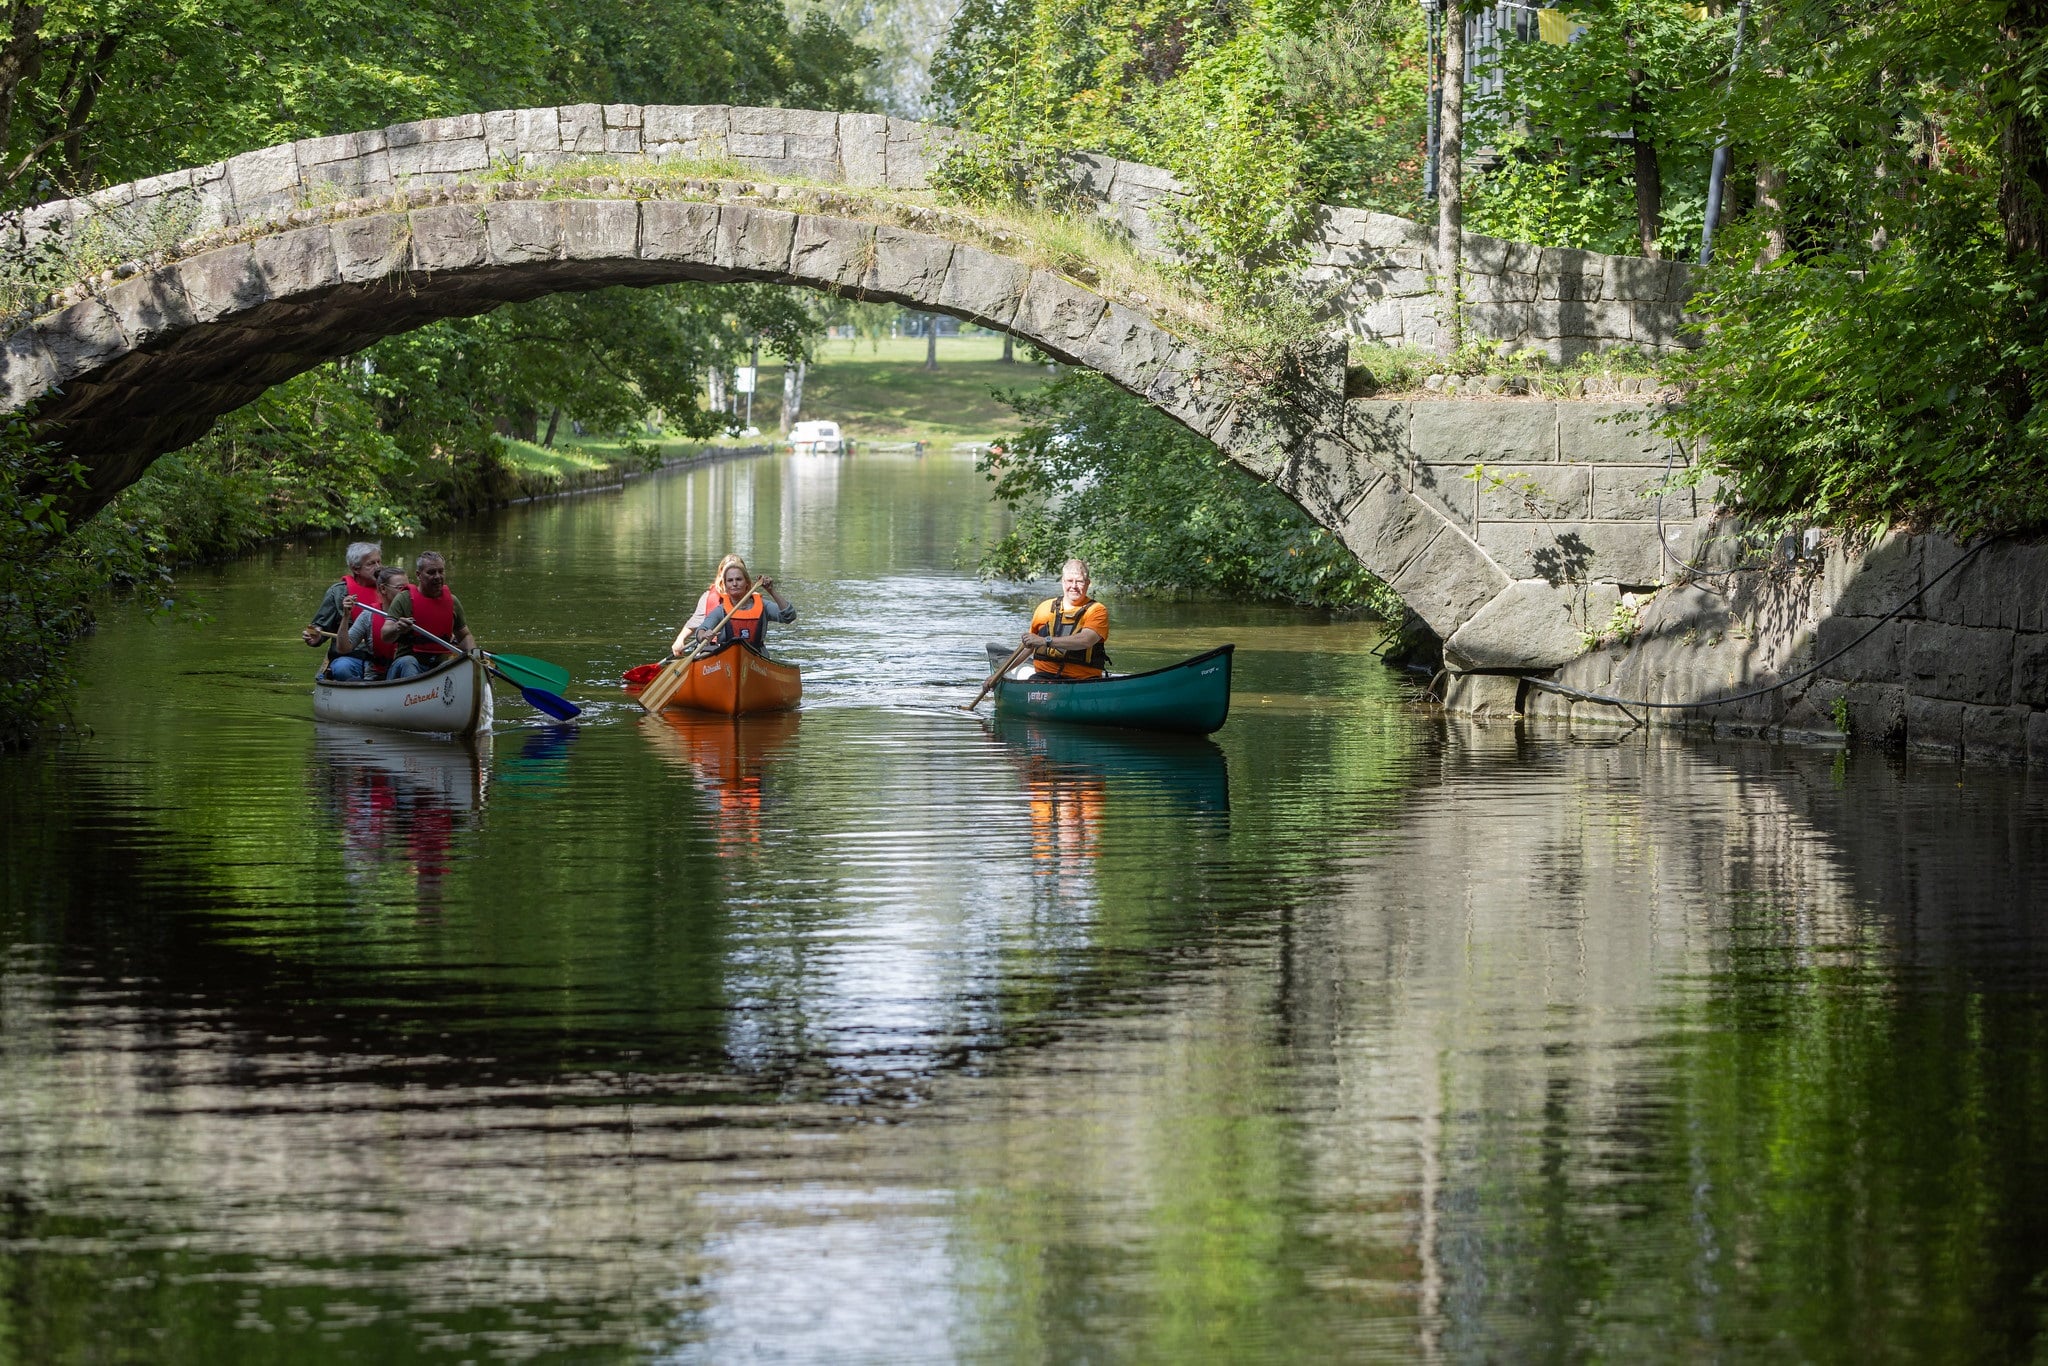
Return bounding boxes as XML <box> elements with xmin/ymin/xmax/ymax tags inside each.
<box><xmin>1029</xmin><ymin>598</ymin><xmax>1108</xmax><ymax>678</ymax></box>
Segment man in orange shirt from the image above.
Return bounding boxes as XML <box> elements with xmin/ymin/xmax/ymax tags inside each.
<box><xmin>1020</xmin><ymin>558</ymin><xmax>1109</xmax><ymax>679</ymax></box>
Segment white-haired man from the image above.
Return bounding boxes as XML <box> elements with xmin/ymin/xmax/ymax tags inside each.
<box><xmin>304</xmin><ymin>541</ymin><xmax>382</xmax><ymax>675</ymax></box>
<box><xmin>1020</xmin><ymin>558</ymin><xmax>1109</xmax><ymax>680</ymax></box>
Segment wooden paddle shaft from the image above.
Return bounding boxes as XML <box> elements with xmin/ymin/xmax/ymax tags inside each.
<box><xmin>967</xmin><ymin>641</ymin><xmax>1035</xmax><ymax>711</ymax></box>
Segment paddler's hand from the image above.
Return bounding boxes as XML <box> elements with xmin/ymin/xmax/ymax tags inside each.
<box><xmin>301</xmin><ymin>625</ymin><xmax>323</xmax><ymax>647</ymax></box>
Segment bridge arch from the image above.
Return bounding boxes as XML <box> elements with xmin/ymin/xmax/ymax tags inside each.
<box><xmin>0</xmin><ymin>104</ymin><xmax>1674</xmax><ymax>665</ymax></box>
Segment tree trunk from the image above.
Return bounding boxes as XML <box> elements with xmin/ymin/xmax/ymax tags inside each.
<box><xmin>1997</xmin><ymin>0</ymin><xmax>2048</xmax><ymax>259</ymax></box>
<box><xmin>1436</xmin><ymin>0</ymin><xmax>1465</xmax><ymax>357</ymax></box>
<box><xmin>1629</xmin><ymin>92</ymin><xmax>1661</xmax><ymax>257</ymax></box>
<box><xmin>1756</xmin><ymin>163</ymin><xmax>1787</xmax><ymax>263</ymax></box>
<box><xmin>780</xmin><ymin>358</ymin><xmax>806</xmax><ymax>434</ymax></box>
<box><xmin>924</xmin><ymin>314</ymin><xmax>939</xmax><ymax>370</ymax></box>
<box><xmin>0</xmin><ymin>5</ymin><xmax>46</xmax><ymax>174</ymax></box>
<box><xmin>1001</xmin><ymin>332</ymin><xmax>1014</xmax><ymax>363</ymax></box>
<box><xmin>542</xmin><ymin>406</ymin><xmax>561</xmax><ymax>448</ymax></box>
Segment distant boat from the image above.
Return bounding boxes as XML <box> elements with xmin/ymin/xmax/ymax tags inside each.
<box><xmin>982</xmin><ymin>643</ymin><xmax>1234</xmax><ymax>735</ymax></box>
<box><xmin>789</xmin><ymin>420</ymin><xmax>844</xmax><ymax>455</ymax></box>
<box><xmin>312</xmin><ymin>653</ymin><xmax>494</xmax><ymax>737</ymax></box>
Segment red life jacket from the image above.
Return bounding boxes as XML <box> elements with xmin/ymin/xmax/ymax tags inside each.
<box><xmin>406</xmin><ymin>586</ymin><xmax>459</xmax><ymax>656</ymax></box>
<box><xmin>709</xmin><ymin>587</ymin><xmax>768</xmax><ymax>647</ymax></box>
<box><xmin>369</xmin><ymin>600</ymin><xmax>402</xmax><ymax>667</ymax></box>
<box><xmin>343</xmin><ymin>575</ymin><xmax>381</xmax><ymax>637</ymax></box>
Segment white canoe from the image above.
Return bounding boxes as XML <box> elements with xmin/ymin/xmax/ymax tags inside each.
<box><xmin>311</xmin><ymin>654</ymin><xmax>494</xmax><ymax>736</ymax></box>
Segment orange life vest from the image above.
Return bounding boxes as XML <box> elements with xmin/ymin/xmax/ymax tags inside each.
<box><xmin>707</xmin><ymin>587</ymin><xmax>768</xmax><ymax>648</ymax></box>
<box><xmin>1031</xmin><ymin>597</ymin><xmax>1108</xmax><ymax>679</ymax></box>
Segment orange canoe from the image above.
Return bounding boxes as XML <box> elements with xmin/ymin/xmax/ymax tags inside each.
<box><xmin>633</xmin><ymin>641</ymin><xmax>802</xmax><ymax>716</ymax></box>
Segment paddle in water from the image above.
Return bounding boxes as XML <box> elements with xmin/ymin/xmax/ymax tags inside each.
<box><xmin>355</xmin><ymin>603</ymin><xmax>581</xmax><ymax>720</ymax></box>
<box><xmin>481</xmin><ymin>650</ymin><xmax>570</xmax><ymax>694</ymax></box>
<box><xmin>965</xmin><ymin>641</ymin><xmax>1035</xmax><ymax>711</ymax></box>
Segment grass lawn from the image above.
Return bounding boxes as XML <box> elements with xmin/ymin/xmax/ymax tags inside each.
<box><xmin>763</xmin><ymin>333</ymin><xmax>1053</xmax><ymax>444</ymax></box>
<box><xmin>501</xmin><ymin>332</ymin><xmax>1056</xmax><ymax>467</ymax></box>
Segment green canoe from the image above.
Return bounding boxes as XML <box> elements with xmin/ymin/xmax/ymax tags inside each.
<box><xmin>983</xmin><ymin>643</ymin><xmax>1234</xmax><ymax>735</ymax></box>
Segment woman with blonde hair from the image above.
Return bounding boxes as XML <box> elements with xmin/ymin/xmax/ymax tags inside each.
<box><xmin>672</xmin><ymin>553</ymin><xmax>796</xmax><ymax>656</ymax></box>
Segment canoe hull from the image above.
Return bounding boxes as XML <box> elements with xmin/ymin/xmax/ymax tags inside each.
<box><xmin>665</xmin><ymin>642</ymin><xmax>803</xmax><ymax>716</ymax></box>
<box><xmin>988</xmin><ymin>644</ymin><xmax>1233</xmax><ymax>735</ymax></box>
<box><xmin>312</xmin><ymin>654</ymin><xmax>493</xmax><ymax>737</ymax></box>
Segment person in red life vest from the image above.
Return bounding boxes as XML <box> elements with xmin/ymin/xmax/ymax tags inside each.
<box><xmin>303</xmin><ymin>541</ymin><xmax>382</xmax><ymax>654</ymax></box>
<box><xmin>382</xmin><ymin>551</ymin><xmax>480</xmax><ymax>680</ymax></box>
<box><xmin>1020</xmin><ymin>557</ymin><xmax>1109</xmax><ymax>680</ymax></box>
<box><xmin>326</xmin><ymin>567</ymin><xmax>409</xmax><ymax>680</ymax></box>
<box><xmin>671</xmin><ymin>553</ymin><xmax>796</xmax><ymax>656</ymax></box>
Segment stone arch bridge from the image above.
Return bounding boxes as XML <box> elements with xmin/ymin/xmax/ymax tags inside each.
<box><xmin>0</xmin><ymin>104</ymin><xmax>1707</xmax><ymax>678</ymax></box>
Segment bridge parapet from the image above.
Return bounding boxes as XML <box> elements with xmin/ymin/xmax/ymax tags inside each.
<box><xmin>13</xmin><ymin>104</ymin><xmax>1686</xmax><ymax>364</ymax></box>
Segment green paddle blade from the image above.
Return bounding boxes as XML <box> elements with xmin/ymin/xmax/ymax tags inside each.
<box><xmin>485</xmin><ymin>651</ymin><xmax>570</xmax><ymax>693</ymax></box>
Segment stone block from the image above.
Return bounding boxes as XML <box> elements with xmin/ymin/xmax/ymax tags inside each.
<box><xmin>729</xmin><ymin>132</ymin><xmax>786</xmax><ymax>159</ymax></box>
<box><xmin>31</xmin><ymin>297</ymin><xmax>129</xmax><ymax>379</ymax></box>
<box><xmin>861</xmin><ymin>225</ymin><xmax>953</xmax><ymax>303</ymax></box>
<box><xmin>1445</xmin><ymin>578</ymin><xmax>1589</xmax><ymax>669</ymax></box>
<box><xmin>1631</xmin><ymin>302</ymin><xmax>1690</xmax><ymax>349</ymax></box>
<box><xmin>1902</xmin><ymin>620</ymin><xmax>2014</xmax><ymax>703</ymax></box>
<box><xmin>169</xmin><ymin>244</ymin><xmax>269</xmax><ymax>322</ymax></box>
<box><xmin>1824</xmin><ymin>530</ymin><xmax>1919</xmax><ymax>618</ymax></box>
<box><xmin>1592</xmin><ymin>466</ymin><xmax>1686</xmax><ymax>520</ymax></box>
<box><xmin>1924</xmin><ymin>539</ymin><xmax>2048</xmax><ymax>630</ymax></box>
<box><xmin>1477</xmin><ymin>520</ymin><xmax>1670</xmax><ymax>585</ymax></box>
<box><xmin>1410</xmin><ymin>463</ymin><xmax>1476</xmax><ymax>529</ymax></box>
<box><xmin>1465</xmin><ymin>301</ymin><xmax>1535</xmax><ymax>341</ymax></box>
<box><xmin>1963</xmin><ymin>703</ymin><xmax>2033</xmax><ymax>763</ymax></box>
<box><xmin>789</xmin><ymin>215</ymin><xmax>875</xmax><ymax>291</ymax></box>
<box><xmin>224</xmin><ymin>143</ymin><xmax>300</xmax><ymax>220</ymax></box>
<box><xmin>564</xmin><ymin>199</ymin><xmax>639</xmax><ymax>259</ymax></box>
<box><xmin>1477</xmin><ymin>463</ymin><xmax>1590</xmax><ymax>521</ymax></box>
<box><xmin>1337</xmin><ymin>469</ymin><xmax>1457</xmax><ymax>581</ymax></box>
<box><xmin>639</xmin><ymin>200</ymin><xmax>721</xmax><ymax>262</ymax></box>
<box><xmin>406</xmin><ymin>204</ymin><xmax>489</xmax><ymax>273</ymax></box>
<box><xmin>935</xmin><ymin>243</ymin><xmax>1029</xmax><ymax>329</ymax></box>
<box><xmin>296</xmin><ymin>131</ymin><xmax>361</xmax><ymax>168</ymax></box>
<box><xmin>1442</xmin><ymin>671</ymin><xmax>1524</xmax><ymax>716</ymax></box>
<box><xmin>643</xmin><ymin>105</ymin><xmax>727</xmax><ymax>144</ymax></box>
<box><xmin>2030</xmin><ymin>710</ymin><xmax>2048</xmax><ymax>767</ymax></box>
<box><xmin>1389</xmin><ymin>526</ymin><xmax>1515</xmax><ymax>640</ymax></box>
<box><xmin>1144</xmin><ymin>342</ymin><xmax>1232</xmax><ymax>438</ymax></box>
<box><xmin>1558</xmin><ymin>402</ymin><xmax>1676</xmax><ymax>463</ymax></box>
<box><xmin>839</xmin><ymin>112</ymin><xmax>888</xmax><ymax>186</ymax></box>
<box><xmin>1410</xmin><ymin>399</ymin><xmax>1557</xmax><ymax>464</ymax></box>
<box><xmin>716</xmin><ymin>205</ymin><xmax>798</xmax><ymax>275</ymax></box>
<box><xmin>1312</xmin><ymin>205</ymin><xmax>1372</xmax><ymax>248</ymax></box>
<box><xmin>1465</xmin><ymin>271</ymin><xmax>1538</xmax><ymax>304</ymax></box>
<box><xmin>1362</xmin><ymin>213</ymin><xmax>1431</xmax><ymax>250</ymax></box>
<box><xmin>1014</xmin><ymin>270</ymin><xmax>1108</xmax><ymax>362</ymax></box>
<box><xmin>884</xmin><ymin>118</ymin><xmax>937</xmax><ymax>189</ymax></box>
<box><xmin>1277</xmin><ymin>428</ymin><xmax>1377</xmax><ymax>527</ymax></box>
<box><xmin>249</xmin><ymin>224</ymin><xmax>341</xmax><ymax>297</ymax></box>
<box><xmin>1906</xmin><ymin>693</ymin><xmax>1965</xmax><ymax>756</ymax></box>
<box><xmin>1814</xmin><ymin>615</ymin><xmax>1901</xmax><ymax>684</ymax></box>
<box><xmin>0</xmin><ymin>333</ymin><xmax>58</xmax><ymax>412</ymax></box>
<box><xmin>1606</xmin><ymin>256</ymin><xmax>1677</xmax><ymax>300</ymax></box>
<box><xmin>100</xmin><ymin>271</ymin><xmax>197</xmax><ymax>349</ymax></box>
<box><xmin>482</xmin><ymin>109</ymin><xmax>521</xmax><ymax>159</ymax></box>
<box><xmin>484</xmin><ymin>198</ymin><xmax>567</xmax><ymax>264</ymax></box>
<box><xmin>1344</xmin><ymin>399</ymin><xmax>1410</xmax><ymax>474</ymax></box>
<box><xmin>558</xmin><ymin>104</ymin><xmax>606</xmax><ymax>154</ymax></box>
<box><xmin>604</xmin><ymin>125</ymin><xmax>643</xmax><ymax>155</ymax></box>
<box><xmin>1461</xmin><ymin>233</ymin><xmax>1517</xmax><ymax>274</ymax></box>
<box><xmin>1074</xmin><ymin>303</ymin><xmax>1176</xmax><ymax>394</ymax></box>
<box><xmin>2011</xmin><ymin>633</ymin><xmax>2048</xmax><ymax>706</ymax></box>
<box><xmin>603</xmin><ymin>103</ymin><xmax>642</xmax><ymax>130</ymax></box>
<box><xmin>332</xmin><ymin>213</ymin><xmax>412</xmax><ymax>282</ymax></box>
<box><xmin>388</xmin><ymin>132</ymin><xmax>488</xmax><ymax>179</ymax></box>
<box><xmin>1843</xmin><ymin>682</ymin><xmax>1908</xmax><ymax>744</ymax></box>
<box><xmin>1538</xmin><ymin>248</ymin><xmax>1604</xmax><ymax>301</ymax></box>
<box><xmin>732</xmin><ymin>106</ymin><xmax>837</xmax><ymax>138</ymax></box>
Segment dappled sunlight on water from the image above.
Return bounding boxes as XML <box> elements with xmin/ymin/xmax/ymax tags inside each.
<box><xmin>4</xmin><ymin>452</ymin><xmax>2048</xmax><ymax>1360</ymax></box>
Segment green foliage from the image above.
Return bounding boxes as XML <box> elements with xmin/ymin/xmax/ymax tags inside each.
<box><xmin>980</xmin><ymin>370</ymin><xmax>1401</xmax><ymax>614</ymax></box>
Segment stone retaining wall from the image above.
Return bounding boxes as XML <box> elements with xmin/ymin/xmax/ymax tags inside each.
<box><xmin>1494</xmin><ymin>525</ymin><xmax>2048</xmax><ymax>768</ymax></box>
<box><xmin>7</xmin><ymin>104</ymin><xmax>1688</xmax><ymax>363</ymax></box>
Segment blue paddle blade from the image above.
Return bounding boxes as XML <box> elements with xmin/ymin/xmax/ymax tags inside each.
<box><xmin>519</xmin><ymin>685</ymin><xmax>581</xmax><ymax>721</ymax></box>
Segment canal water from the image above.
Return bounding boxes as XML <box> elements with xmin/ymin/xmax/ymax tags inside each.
<box><xmin>3</xmin><ymin>449</ymin><xmax>2048</xmax><ymax>1361</ymax></box>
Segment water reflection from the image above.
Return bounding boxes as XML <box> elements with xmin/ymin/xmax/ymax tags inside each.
<box><xmin>313</xmin><ymin>725</ymin><xmax>487</xmax><ymax>905</ymax></box>
<box><xmin>643</xmin><ymin>710</ymin><xmax>801</xmax><ymax>856</ymax></box>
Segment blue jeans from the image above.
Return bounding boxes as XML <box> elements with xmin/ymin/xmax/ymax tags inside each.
<box><xmin>386</xmin><ymin>654</ymin><xmax>427</xmax><ymax>680</ymax></box>
<box><xmin>326</xmin><ymin>656</ymin><xmax>372</xmax><ymax>681</ymax></box>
